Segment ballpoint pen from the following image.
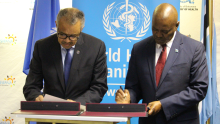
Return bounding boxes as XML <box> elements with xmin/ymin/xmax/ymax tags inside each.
<box><xmin>120</xmin><ymin>86</ymin><xmax>123</xmax><ymax>91</ymax></box>
<box><xmin>120</xmin><ymin>86</ymin><xmax>127</xmax><ymax>99</ymax></box>
<box><xmin>147</xmin><ymin>107</ymin><xmax>150</xmax><ymax>112</ymax></box>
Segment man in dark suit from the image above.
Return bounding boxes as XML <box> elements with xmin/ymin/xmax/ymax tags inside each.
<box><xmin>23</xmin><ymin>8</ymin><xmax>108</xmax><ymax>105</ymax></box>
<box><xmin>115</xmin><ymin>3</ymin><xmax>208</xmax><ymax>124</ymax></box>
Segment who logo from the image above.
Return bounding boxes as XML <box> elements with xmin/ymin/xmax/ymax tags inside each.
<box><xmin>103</xmin><ymin>0</ymin><xmax>150</xmax><ymax>42</ymax></box>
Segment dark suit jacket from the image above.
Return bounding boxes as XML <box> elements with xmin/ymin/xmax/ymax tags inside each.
<box><xmin>125</xmin><ymin>31</ymin><xmax>208</xmax><ymax>124</ymax></box>
<box><xmin>23</xmin><ymin>33</ymin><xmax>108</xmax><ymax>105</ymax></box>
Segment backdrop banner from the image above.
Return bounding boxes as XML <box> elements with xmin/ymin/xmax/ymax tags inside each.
<box><xmin>72</xmin><ymin>0</ymin><xmax>180</xmax><ymax>103</ymax></box>
<box><xmin>72</xmin><ymin>0</ymin><xmax>179</xmax><ymax>123</ymax></box>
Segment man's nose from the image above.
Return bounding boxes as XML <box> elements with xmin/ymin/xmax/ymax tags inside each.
<box><xmin>64</xmin><ymin>37</ymin><xmax>71</xmax><ymax>42</ymax></box>
<box><xmin>156</xmin><ymin>31</ymin><xmax>163</xmax><ymax>37</ymax></box>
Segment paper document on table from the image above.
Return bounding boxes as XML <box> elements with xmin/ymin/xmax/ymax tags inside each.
<box><xmin>43</xmin><ymin>94</ymin><xmax>86</xmax><ymax>111</ymax></box>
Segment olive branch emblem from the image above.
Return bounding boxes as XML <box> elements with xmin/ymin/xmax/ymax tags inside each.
<box><xmin>103</xmin><ymin>2</ymin><xmax>150</xmax><ymax>42</ymax></box>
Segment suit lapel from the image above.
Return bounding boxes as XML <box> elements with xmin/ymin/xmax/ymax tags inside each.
<box><xmin>145</xmin><ymin>39</ymin><xmax>157</xmax><ymax>90</ymax></box>
<box><xmin>66</xmin><ymin>33</ymin><xmax>84</xmax><ymax>92</ymax></box>
<box><xmin>50</xmin><ymin>35</ymin><xmax>65</xmax><ymax>91</ymax></box>
<box><xmin>157</xmin><ymin>31</ymin><xmax>183</xmax><ymax>89</ymax></box>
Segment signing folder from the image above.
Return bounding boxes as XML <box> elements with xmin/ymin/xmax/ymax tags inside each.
<box><xmin>81</xmin><ymin>103</ymin><xmax>148</xmax><ymax>117</ymax></box>
<box><xmin>12</xmin><ymin>101</ymin><xmax>82</xmax><ymax>116</ymax></box>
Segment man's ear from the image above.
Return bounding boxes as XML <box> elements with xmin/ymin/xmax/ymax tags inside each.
<box><xmin>176</xmin><ymin>21</ymin><xmax>180</xmax><ymax>28</ymax></box>
<box><xmin>81</xmin><ymin>26</ymin><xmax>84</xmax><ymax>31</ymax></box>
<box><xmin>55</xmin><ymin>21</ymin><xmax>57</xmax><ymax>27</ymax></box>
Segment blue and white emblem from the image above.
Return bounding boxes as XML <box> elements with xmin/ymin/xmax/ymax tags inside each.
<box><xmin>103</xmin><ymin>0</ymin><xmax>150</xmax><ymax>42</ymax></box>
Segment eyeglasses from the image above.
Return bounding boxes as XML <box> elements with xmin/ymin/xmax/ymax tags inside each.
<box><xmin>57</xmin><ymin>32</ymin><xmax>80</xmax><ymax>41</ymax></box>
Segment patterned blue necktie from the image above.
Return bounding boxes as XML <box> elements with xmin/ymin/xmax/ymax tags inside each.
<box><xmin>64</xmin><ymin>49</ymin><xmax>73</xmax><ymax>86</ymax></box>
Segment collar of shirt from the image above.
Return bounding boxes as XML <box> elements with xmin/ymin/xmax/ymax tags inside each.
<box><xmin>60</xmin><ymin>45</ymin><xmax>75</xmax><ymax>51</ymax></box>
<box><xmin>156</xmin><ymin>31</ymin><xmax>176</xmax><ymax>49</ymax></box>
<box><xmin>155</xmin><ymin>31</ymin><xmax>176</xmax><ymax>66</ymax></box>
<box><xmin>60</xmin><ymin>45</ymin><xmax>75</xmax><ymax>71</ymax></box>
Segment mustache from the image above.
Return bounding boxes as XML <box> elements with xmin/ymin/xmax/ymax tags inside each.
<box><xmin>153</xmin><ymin>36</ymin><xmax>162</xmax><ymax>39</ymax></box>
<box><xmin>61</xmin><ymin>41</ymin><xmax>74</xmax><ymax>45</ymax></box>
<box><xmin>154</xmin><ymin>38</ymin><xmax>164</xmax><ymax>41</ymax></box>
<box><xmin>153</xmin><ymin>36</ymin><xmax>164</xmax><ymax>41</ymax></box>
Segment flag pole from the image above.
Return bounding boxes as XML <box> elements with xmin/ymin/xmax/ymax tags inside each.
<box><xmin>207</xmin><ymin>0</ymin><xmax>213</xmax><ymax>124</ymax></box>
<box><xmin>209</xmin><ymin>0</ymin><xmax>213</xmax><ymax>63</ymax></box>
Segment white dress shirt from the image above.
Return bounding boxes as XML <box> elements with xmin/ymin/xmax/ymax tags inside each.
<box><xmin>155</xmin><ymin>31</ymin><xmax>176</xmax><ymax>66</ymax></box>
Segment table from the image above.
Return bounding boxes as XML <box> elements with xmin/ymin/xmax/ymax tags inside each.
<box><xmin>15</xmin><ymin>114</ymin><xmax>130</xmax><ymax>124</ymax></box>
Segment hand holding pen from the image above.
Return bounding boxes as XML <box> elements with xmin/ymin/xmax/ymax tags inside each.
<box><xmin>115</xmin><ymin>86</ymin><xmax>131</xmax><ymax>104</ymax></box>
<box><xmin>120</xmin><ymin>86</ymin><xmax>127</xmax><ymax>99</ymax></box>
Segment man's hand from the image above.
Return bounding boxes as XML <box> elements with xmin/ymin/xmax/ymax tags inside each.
<box><xmin>35</xmin><ymin>95</ymin><xmax>44</xmax><ymax>101</ymax></box>
<box><xmin>67</xmin><ymin>99</ymin><xmax>76</xmax><ymax>102</ymax></box>
<box><xmin>115</xmin><ymin>89</ymin><xmax>130</xmax><ymax>104</ymax></box>
<box><xmin>147</xmin><ymin>101</ymin><xmax>162</xmax><ymax>116</ymax></box>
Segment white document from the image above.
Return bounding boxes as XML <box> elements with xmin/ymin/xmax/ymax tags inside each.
<box><xmin>43</xmin><ymin>94</ymin><xmax>68</xmax><ymax>102</ymax></box>
<box><xmin>43</xmin><ymin>94</ymin><xmax>86</xmax><ymax>111</ymax></box>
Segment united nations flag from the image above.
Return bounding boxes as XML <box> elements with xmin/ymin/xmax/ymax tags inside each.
<box><xmin>23</xmin><ymin>0</ymin><xmax>60</xmax><ymax>75</ymax></box>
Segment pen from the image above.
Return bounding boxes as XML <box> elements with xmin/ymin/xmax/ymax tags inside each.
<box><xmin>120</xmin><ymin>86</ymin><xmax>124</xmax><ymax>91</ymax></box>
<box><xmin>147</xmin><ymin>107</ymin><xmax>150</xmax><ymax>112</ymax></box>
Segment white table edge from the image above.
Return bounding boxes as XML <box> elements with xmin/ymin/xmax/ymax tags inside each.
<box><xmin>15</xmin><ymin>114</ymin><xmax>128</xmax><ymax>122</ymax></box>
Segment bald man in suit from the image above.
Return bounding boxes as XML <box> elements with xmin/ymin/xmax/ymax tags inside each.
<box><xmin>115</xmin><ymin>3</ymin><xmax>208</xmax><ymax>124</ymax></box>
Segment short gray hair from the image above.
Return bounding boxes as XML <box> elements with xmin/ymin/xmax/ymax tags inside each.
<box><xmin>56</xmin><ymin>8</ymin><xmax>85</xmax><ymax>29</ymax></box>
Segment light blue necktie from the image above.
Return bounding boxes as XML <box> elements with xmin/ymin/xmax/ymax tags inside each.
<box><xmin>64</xmin><ymin>49</ymin><xmax>73</xmax><ymax>86</ymax></box>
